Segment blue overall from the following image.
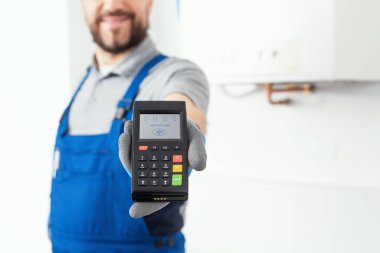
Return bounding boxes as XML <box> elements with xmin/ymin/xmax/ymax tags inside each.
<box><xmin>49</xmin><ymin>54</ymin><xmax>186</xmax><ymax>253</ymax></box>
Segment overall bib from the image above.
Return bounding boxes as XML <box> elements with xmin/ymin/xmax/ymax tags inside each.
<box><xmin>49</xmin><ymin>54</ymin><xmax>185</xmax><ymax>253</ymax></box>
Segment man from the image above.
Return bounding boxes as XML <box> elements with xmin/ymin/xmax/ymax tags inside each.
<box><xmin>49</xmin><ymin>0</ymin><xmax>209</xmax><ymax>252</ymax></box>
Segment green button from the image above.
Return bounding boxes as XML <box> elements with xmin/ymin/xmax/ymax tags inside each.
<box><xmin>172</xmin><ymin>174</ymin><xmax>182</xmax><ymax>186</ymax></box>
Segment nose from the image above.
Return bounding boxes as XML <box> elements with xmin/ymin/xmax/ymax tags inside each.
<box><xmin>102</xmin><ymin>0</ymin><xmax>125</xmax><ymax>12</ymax></box>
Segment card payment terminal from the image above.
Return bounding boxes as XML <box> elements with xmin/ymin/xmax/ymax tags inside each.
<box><xmin>131</xmin><ymin>101</ymin><xmax>188</xmax><ymax>202</ymax></box>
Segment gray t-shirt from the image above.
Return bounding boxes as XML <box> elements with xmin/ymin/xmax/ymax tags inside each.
<box><xmin>69</xmin><ymin>37</ymin><xmax>209</xmax><ymax>135</ymax></box>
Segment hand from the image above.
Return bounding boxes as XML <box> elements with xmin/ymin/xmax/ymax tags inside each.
<box><xmin>118</xmin><ymin>119</ymin><xmax>207</xmax><ymax>218</ymax></box>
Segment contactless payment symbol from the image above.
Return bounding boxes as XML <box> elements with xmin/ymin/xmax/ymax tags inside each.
<box><xmin>153</xmin><ymin>128</ymin><xmax>165</xmax><ymax>136</ymax></box>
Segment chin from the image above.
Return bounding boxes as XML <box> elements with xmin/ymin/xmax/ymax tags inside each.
<box><xmin>104</xmin><ymin>30</ymin><xmax>131</xmax><ymax>42</ymax></box>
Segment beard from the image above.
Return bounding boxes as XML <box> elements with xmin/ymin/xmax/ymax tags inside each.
<box><xmin>89</xmin><ymin>10</ymin><xmax>148</xmax><ymax>54</ymax></box>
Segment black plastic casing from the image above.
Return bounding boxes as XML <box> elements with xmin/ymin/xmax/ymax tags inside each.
<box><xmin>131</xmin><ymin>101</ymin><xmax>188</xmax><ymax>202</ymax></box>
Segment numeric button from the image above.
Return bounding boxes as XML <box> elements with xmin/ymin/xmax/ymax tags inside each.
<box><xmin>161</xmin><ymin>179</ymin><xmax>170</xmax><ymax>186</ymax></box>
<box><xmin>150</xmin><ymin>171</ymin><xmax>159</xmax><ymax>178</ymax></box>
<box><xmin>138</xmin><ymin>179</ymin><xmax>148</xmax><ymax>186</ymax></box>
<box><xmin>162</xmin><ymin>171</ymin><xmax>170</xmax><ymax>178</ymax></box>
<box><xmin>150</xmin><ymin>162</ymin><xmax>159</xmax><ymax>169</ymax></box>
<box><xmin>151</xmin><ymin>179</ymin><xmax>159</xmax><ymax>186</ymax></box>
<box><xmin>161</xmin><ymin>162</ymin><xmax>170</xmax><ymax>170</ymax></box>
<box><xmin>150</xmin><ymin>155</ymin><xmax>159</xmax><ymax>161</ymax></box>
<box><xmin>161</xmin><ymin>154</ymin><xmax>170</xmax><ymax>161</ymax></box>
<box><xmin>138</xmin><ymin>155</ymin><xmax>147</xmax><ymax>161</ymax></box>
<box><xmin>138</xmin><ymin>162</ymin><xmax>147</xmax><ymax>169</ymax></box>
<box><xmin>138</xmin><ymin>171</ymin><xmax>147</xmax><ymax>178</ymax></box>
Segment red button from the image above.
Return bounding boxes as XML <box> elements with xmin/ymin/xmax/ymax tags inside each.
<box><xmin>139</xmin><ymin>146</ymin><xmax>148</xmax><ymax>151</ymax></box>
<box><xmin>173</xmin><ymin>155</ymin><xmax>182</xmax><ymax>163</ymax></box>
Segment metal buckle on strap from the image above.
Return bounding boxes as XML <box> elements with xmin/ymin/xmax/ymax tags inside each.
<box><xmin>115</xmin><ymin>99</ymin><xmax>132</xmax><ymax>120</ymax></box>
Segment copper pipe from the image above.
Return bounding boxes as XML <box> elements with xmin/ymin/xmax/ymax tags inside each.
<box><xmin>265</xmin><ymin>83</ymin><xmax>315</xmax><ymax>105</ymax></box>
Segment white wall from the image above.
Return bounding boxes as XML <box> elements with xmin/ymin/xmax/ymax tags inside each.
<box><xmin>68</xmin><ymin>0</ymin><xmax>94</xmax><ymax>88</ymax></box>
<box><xmin>0</xmin><ymin>1</ymin><xmax>70</xmax><ymax>252</ymax></box>
<box><xmin>183</xmin><ymin>83</ymin><xmax>380</xmax><ymax>253</ymax></box>
<box><xmin>178</xmin><ymin>0</ymin><xmax>380</xmax><ymax>83</ymax></box>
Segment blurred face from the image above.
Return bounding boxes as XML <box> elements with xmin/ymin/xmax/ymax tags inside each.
<box><xmin>82</xmin><ymin>0</ymin><xmax>152</xmax><ymax>54</ymax></box>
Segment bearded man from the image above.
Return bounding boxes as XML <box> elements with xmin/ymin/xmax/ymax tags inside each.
<box><xmin>48</xmin><ymin>0</ymin><xmax>209</xmax><ymax>252</ymax></box>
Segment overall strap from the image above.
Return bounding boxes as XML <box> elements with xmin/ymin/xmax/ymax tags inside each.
<box><xmin>69</xmin><ymin>67</ymin><xmax>92</xmax><ymax>110</ymax></box>
<box><xmin>108</xmin><ymin>54</ymin><xmax>167</xmax><ymax>145</ymax></box>
<box><xmin>115</xmin><ymin>54</ymin><xmax>168</xmax><ymax>121</ymax></box>
<box><xmin>58</xmin><ymin>67</ymin><xmax>92</xmax><ymax>136</ymax></box>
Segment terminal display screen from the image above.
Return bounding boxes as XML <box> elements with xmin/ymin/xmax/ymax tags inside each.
<box><xmin>139</xmin><ymin>114</ymin><xmax>181</xmax><ymax>139</ymax></box>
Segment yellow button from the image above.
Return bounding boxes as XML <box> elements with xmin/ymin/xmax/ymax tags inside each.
<box><xmin>173</xmin><ymin>165</ymin><xmax>183</xmax><ymax>173</ymax></box>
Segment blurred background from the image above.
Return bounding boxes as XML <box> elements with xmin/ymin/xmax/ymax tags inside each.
<box><xmin>1</xmin><ymin>0</ymin><xmax>380</xmax><ymax>252</ymax></box>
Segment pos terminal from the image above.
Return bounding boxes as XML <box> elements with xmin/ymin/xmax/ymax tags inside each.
<box><xmin>131</xmin><ymin>101</ymin><xmax>188</xmax><ymax>202</ymax></box>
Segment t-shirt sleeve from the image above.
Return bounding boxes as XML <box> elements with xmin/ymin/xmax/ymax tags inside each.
<box><xmin>158</xmin><ymin>59</ymin><xmax>210</xmax><ymax>114</ymax></box>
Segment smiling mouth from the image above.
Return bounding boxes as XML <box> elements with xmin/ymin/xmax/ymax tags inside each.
<box><xmin>102</xmin><ymin>15</ymin><xmax>130</xmax><ymax>22</ymax></box>
<box><xmin>100</xmin><ymin>15</ymin><xmax>133</xmax><ymax>30</ymax></box>
<box><xmin>103</xmin><ymin>15</ymin><xmax>130</xmax><ymax>23</ymax></box>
